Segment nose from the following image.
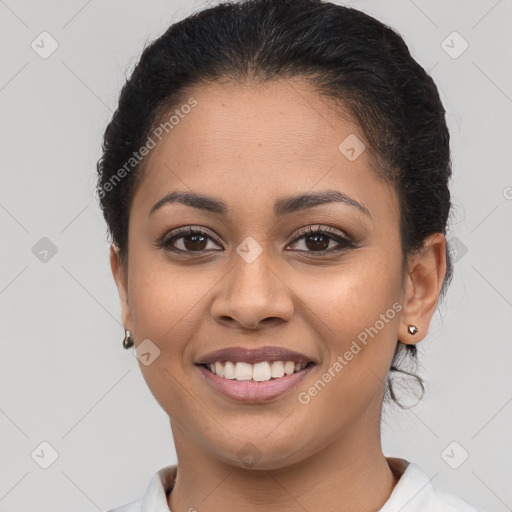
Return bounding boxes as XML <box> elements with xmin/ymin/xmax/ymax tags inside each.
<box><xmin>210</xmin><ymin>248</ymin><xmax>294</xmax><ymax>330</ymax></box>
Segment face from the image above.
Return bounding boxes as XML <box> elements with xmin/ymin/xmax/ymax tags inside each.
<box><xmin>111</xmin><ymin>79</ymin><xmax>445</xmax><ymax>470</ymax></box>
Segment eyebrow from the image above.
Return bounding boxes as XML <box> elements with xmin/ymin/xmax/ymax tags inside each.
<box><xmin>149</xmin><ymin>189</ymin><xmax>371</xmax><ymax>218</ymax></box>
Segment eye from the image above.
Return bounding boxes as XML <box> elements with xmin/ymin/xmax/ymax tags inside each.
<box><xmin>286</xmin><ymin>225</ymin><xmax>356</xmax><ymax>254</ymax></box>
<box><xmin>156</xmin><ymin>226</ymin><xmax>223</xmax><ymax>254</ymax></box>
<box><xmin>156</xmin><ymin>224</ymin><xmax>356</xmax><ymax>256</ymax></box>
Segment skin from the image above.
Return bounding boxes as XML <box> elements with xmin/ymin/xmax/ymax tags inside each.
<box><xmin>110</xmin><ymin>78</ymin><xmax>446</xmax><ymax>512</ymax></box>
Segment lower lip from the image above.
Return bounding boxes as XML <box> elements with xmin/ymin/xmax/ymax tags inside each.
<box><xmin>196</xmin><ymin>364</ymin><xmax>315</xmax><ymax>403</ymax></box>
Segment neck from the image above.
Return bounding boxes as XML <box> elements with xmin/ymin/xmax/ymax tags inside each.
<box><xmin>167</xmin><ymin>418</ymin><xmax>399</xmax><ymax>512</ymax></box>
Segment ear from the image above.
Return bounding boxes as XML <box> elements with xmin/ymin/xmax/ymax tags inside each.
<box><xmin>110</xmin><ymin>243</ymin><xmax>131</xmax><ymax>329</ymax></box>
<box><xmin>398</xmin><ymin>233</ymin><xmax>447</xmax><ymax>345</ymax></box>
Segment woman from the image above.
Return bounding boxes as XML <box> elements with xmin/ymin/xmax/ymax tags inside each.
<box><xmin>97</xmin><ymin>0</ymin><xmax>481</xmax><ymax>510</ymax></box>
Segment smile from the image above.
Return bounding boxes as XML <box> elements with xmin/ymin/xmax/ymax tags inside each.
<box><xmin>205</xmin><ymin>360</ymin><xmax>310</xmax><ymax>381</ymax></box>
<box><xmin>196</xmin><ymin>361</ymin><xmax>315</xmax><ymax>402</ymax></box>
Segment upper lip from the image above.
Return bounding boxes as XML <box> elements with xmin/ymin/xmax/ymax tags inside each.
<box><xmin>195</xmin><ymin>346</ymin><xmax>316</xmax><ymax>365</ymax></box>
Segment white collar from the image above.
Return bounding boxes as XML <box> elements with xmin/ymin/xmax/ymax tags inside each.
<box><xmin>112</xmin><ymin>458</ymin><xmax>479</xmax><ymax>512</ymax></box>
<box><xmin>140</xmin><ymin>465</ymin><xmax>177</xmax><ymax>512</ymax></box>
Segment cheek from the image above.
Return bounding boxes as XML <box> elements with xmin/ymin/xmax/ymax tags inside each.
<box><xmin>296</xmin><ymin>248</ymin><xmax>403</xmax><ymax>397</ymax></box>
<box><xmin>128</xmin><ymin>251</ymin><xmax>212</xmax><ymax>344</ymax></box>
<box><xmin>297</xmin><ymin>248</ymin><xmax>403</xmax><ymax>338</ymax></box>
<box><xmin>126</xmin><ymin>252</ymin><xmax>209</xmax><ymax>414</ymax></box>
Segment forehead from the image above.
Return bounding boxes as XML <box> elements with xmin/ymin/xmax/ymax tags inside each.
<box><xmin>131</xmin><ymin>79</ymin><xmax>398</xmax><ymax>221</ymax></box>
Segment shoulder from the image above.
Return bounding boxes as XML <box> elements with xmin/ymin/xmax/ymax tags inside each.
<box><xmin>381</xmin><ymin>459</ymin><xmax>481</xmax><ymax>512</ymax></box>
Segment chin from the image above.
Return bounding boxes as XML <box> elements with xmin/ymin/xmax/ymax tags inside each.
<box><xmin>208</xmin><ymin>433</ymin><xmax>314</xmax><ymax>471</ymax></box>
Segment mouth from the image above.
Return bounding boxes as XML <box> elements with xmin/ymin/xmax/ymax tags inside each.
<box><xmin>199</xmin><ymin>360</ymin><xmax>315</xmax><ymax>381</ymax></box>
<box><xmin>194</xmin><ymin>345</ymin><xmax>318</xmax><ymax>402</ymax></box>
<box><xmin>195</xmin><ymin>358</ymin><xmax>316</xmax><ymax>403</ymax></box>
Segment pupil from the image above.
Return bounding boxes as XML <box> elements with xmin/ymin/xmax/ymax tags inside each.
<box><xmin>184</xmin><ymin>234</ymin><xmax>207</xmax><ymax>251</ymax></box>
<box><xmin>306</xmin><ymin>234</ymin><xmax>328</xmax><ymax>251</ymax></box>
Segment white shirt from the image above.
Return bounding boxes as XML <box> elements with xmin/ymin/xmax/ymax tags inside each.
<box><xmin>106</xmin><ymin>458</ymin><xmax>481</xmax><ymax>512</ymax></box>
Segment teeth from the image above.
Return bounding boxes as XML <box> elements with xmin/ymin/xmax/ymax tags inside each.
<box><xmin>270</xmin><ymin>361</ymin><xmax>284</xmax><ymax>378</ymax></box>
<box><xmin>284</xmin><ymin>361</ymin><xmax>295</xmax><ymax>375</ymax></box>
<box><xmin>253</xmin><ymin>362</ymin><xmax>272</xmax><ymax>382</ymax></box>
<box><xmin>223</xmin><ymin>361</ymin><xmax>236</xmax><ymax>379</ymax></box>
<box><xmin>206</xmin><ymin>360</ymin><xmax>308</xmax><ymax>382</ymax></box>
<box><xmin>235</xmin><ymin>362</ymin><xmax>253</xmax><ymax>381</ymax></box>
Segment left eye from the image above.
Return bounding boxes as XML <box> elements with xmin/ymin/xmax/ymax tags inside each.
<box><xmin>287</xmin><ymin>226</ymin><xmax>355</xmax><ymax>254</ymax></box>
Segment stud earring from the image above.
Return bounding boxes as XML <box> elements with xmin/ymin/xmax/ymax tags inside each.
<box><xmin>407</xmin><ymin>325</ymin><xmax>418</xmax><ymax>335</ymax></box>
<box><xmin>123</xmin><ymin>329</ymin><xmax>134</xmax><ymax>349</ymax></box>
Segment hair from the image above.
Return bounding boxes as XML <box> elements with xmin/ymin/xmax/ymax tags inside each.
<box><xmin>96</xmin><ymin>0</ymin><xmax>453</xmax><ymax>409</ymax></box>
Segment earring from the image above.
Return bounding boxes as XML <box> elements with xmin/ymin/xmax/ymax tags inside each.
<box><xmin>123</xmin><ymin>329</ymin><xmax>134</xmax><ymax>349</ymax></box>
<box><xmin>407</xmin><ymin>324</ymin><xmax>419</xmax><ymax>335</ymax></box>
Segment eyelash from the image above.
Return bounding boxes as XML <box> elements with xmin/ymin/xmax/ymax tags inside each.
<box><xmin>155</xmin><ymin>225</ymin><xmax>356</xmax><ymax>256</ymax></box>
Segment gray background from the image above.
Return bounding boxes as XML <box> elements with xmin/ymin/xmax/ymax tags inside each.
<box><xmin>1</xmin><ymin>0</ymin><xmax>511</xmax><ymax>511</ymax></box>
